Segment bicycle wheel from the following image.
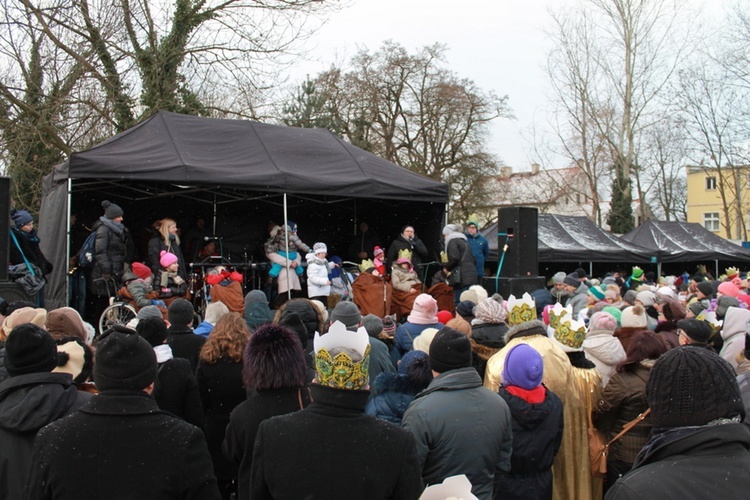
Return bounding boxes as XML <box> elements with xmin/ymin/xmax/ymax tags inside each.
<box><xmin>99</xmin><ymin>302</ymin><xmax>138</xmax><ymax>334</ymax></box>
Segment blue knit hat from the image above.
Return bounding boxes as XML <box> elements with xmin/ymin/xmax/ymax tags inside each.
<box><xmin>10</xmin><ymin>209</ymin><xmax>33</xmax><ymax>229</ymax></box>
<box><xmin>398</xmin><ymin>349</ymin><xmax>428</xmax><ymax>377</ymax></box>
<box><xmin>502</xmin><ymin>343</ymin><xmax>543</xmax><ymax>390</ymax></box>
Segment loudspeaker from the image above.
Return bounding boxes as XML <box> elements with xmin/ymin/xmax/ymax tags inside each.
<box><xmin>496</xmin><ymin>207</ymin><xmax>539</xmax><ymax>278</ymax></box>
<box><xmin>0</xmin><ymin>177</ymin><xmax>9</xmax><ymax>281</ymax></box>
<box><xmin>0</xmin><ymin>281</ymin><xmax>33</xmax><ymax>304</ymax></box>
<box><xmin>483</xmin><ymin>276</ymin><xmax>546</xmax><ymax>298</ymax></box>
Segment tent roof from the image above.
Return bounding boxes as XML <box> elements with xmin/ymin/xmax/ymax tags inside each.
<box><xmin>482</xmin><ymin>214</ymin><xmax>654</xmax><ymax>263</ymax></box>
<box><xmin>46</xmin><ymin>110</ymin><xmax>448</xmax><ymax>204</ymax></box>
<box><xmin>621</xmin><ymin>220</ymin><xmax>750</xmax><ymax>262</ymax></box>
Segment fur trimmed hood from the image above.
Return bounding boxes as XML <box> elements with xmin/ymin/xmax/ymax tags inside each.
<box><xmin>505</xmin><ymin>320</ymin><xmax>548</xmax><ymax>343</ymax></box>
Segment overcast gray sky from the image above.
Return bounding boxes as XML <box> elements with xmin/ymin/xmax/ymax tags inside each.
<box><xmin>287</xmin><ymin>0</ymin><xmax>726</xmax><ymax>171</ymax></box>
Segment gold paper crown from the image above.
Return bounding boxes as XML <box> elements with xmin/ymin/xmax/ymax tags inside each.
<box><xmin>553</xmin><ymin>316</ymin><xmax>587</xmax><ymax>350</ymax></box>
<box><xmin>439</xmin><ymin>250</ymin><xmax>448</xmax><ymax>263</ymax></box>
<box><xmin>359</xmin><ymin>259</ymin><xmax>375</xmax><ymax>272</ymax></box>
<box><xmin>398</xmin><ymin>248</ymin><xmax>413</xmax><ymax>261</ymax></box>
<box><xmin>726</xmin><ymin>267</ymin><xmax>740</xmax><ymax>279</ymax></box>
<box><xmin>313</xmin><ymin>321</ymin><xmax>371</xmax><ymax>390</ymax></box>
<box><xmin>548</xmin><ymin>303</ymin><xmax>573</xmax><ymax>331</ymax></box>
<box><xmin>696</xmin><ymin>310</ymin><xmax>723</xmax><ymax>336</ymax></box>
<box><xmin>506</xmin><ymin>293</ymin><xmax>536</xmax><ymax>326</ymax></box>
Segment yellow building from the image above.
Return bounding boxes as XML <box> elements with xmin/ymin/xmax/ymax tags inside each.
<box><xmin>686</xmin><ymin>165</ymin><xmax>750</xmax><ymax>241</ymax></box>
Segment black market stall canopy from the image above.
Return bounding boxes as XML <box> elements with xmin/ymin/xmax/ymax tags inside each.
<box><xmin>39</xmin><ymin>111</ymin><xmax>449</xmax><ymax>309</ymax></box>
<box><xmin>621</xmin><ymin>220</ymin><xmax>750</xmax><ymax>263</ymax></box>
<box><xmin>481</xmin><ymin>214</ymin><xmax>654</xmax><ymax>263</ymax></box>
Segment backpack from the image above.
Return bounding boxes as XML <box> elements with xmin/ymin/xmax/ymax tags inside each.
<box><xmin>77</xmin><ymin>231</ymin><xmax>97</xmax><ymax>268</ymax></box>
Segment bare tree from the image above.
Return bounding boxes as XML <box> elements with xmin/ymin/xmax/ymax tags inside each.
<box><xmin>281</xmin><ymin>42</ymin><xmax>514</xmax><ymax>222</ymax></box>
<box><xmin>0</xmin><ymin>0</ymin><xmax>335</xmax><ymax>210</ymax></box>
<box><xmin>546</xmin><ymin>0</ymin><xmax>693</xmax><ymax>232</ymax></box>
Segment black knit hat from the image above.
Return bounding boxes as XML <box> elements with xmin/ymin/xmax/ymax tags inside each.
<box><xmin>563</xmin><ymin>272</ymin><xmax>580</xmax><ymax>288</ymax></box>
<box><xmin>93</xmin><ymin>331</ymin><xmax>157</xmax><ymax>391</ymax></box>
<box><xmin>136</xmin><ymin>318</ymin><xmax>168</xmax><ymax>347</ymax></box>
<box><xmin>101</xmin><ymin>200</ymin><xmax>124</xmax><ymax>220</ymax></box>
<box><xmin>5</xmin><ymin>323</ymin><xmax>59</xmax><ymax>376</ymax></box>
<box><xmin>167</xmin><ymin>298</ymin><xmax>194</xmax><ymax>327</ymax></box>
<box><xmin>676</xmin><ymin>319</ymin><xmax>713</xmax><ymax>344</ymax></box>
<box><xmin>647</xmin><ymin>346</ymin><xmax>744</xmax><ymax>430</ymax></box>
<box><xmin>278</xmin><ymin>312</ymin><xmax>308</xmax><ymax>350</ymax></box>
<box><xmin>429</xmin><ymin>327</ymin><xmax>472</xmax><ymax>373</ymax></box>
<box><xmin>696</xmin><ymin>281</ymin><xmax>714</xmax><ymax>297</ymax></box>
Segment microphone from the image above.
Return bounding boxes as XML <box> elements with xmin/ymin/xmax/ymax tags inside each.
<box><xmin>204</xmin><ymin>236</ymin><xmax>223</xmax><ymax>240</ymax></box>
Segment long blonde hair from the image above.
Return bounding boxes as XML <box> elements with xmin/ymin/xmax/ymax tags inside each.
<box><xmin>199</xmin><ymin>312</ymin><xmax>249</xmax><ymax>363</ymax></box>
<box><xmin>154</xmin><ymin>218</ymin><xmax>180</xmax><ymax>246</ymax></box>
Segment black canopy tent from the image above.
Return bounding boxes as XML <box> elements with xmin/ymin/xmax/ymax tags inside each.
<box><xmin>39</xmin><ymin>111</ymin><xmax>449</xmax><ymax>309</ymax></box>
<box><xmin>621</xmin><ymin>220</ymin><xmax>750</xmax><ymax>275</ymax></box>
<box><xmin>481</xmin><ymin>214</ymin><xmax>654</xmax><ymax>275</ymax></box>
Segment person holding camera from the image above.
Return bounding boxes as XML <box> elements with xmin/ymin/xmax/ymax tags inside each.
<box><xmin>386</xmin><ymin>225</ymin><xmax>429</xmax><ymax>272</ymax></box>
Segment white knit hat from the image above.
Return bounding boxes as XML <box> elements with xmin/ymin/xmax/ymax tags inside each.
<box><xmin>620</xmin><ymin>305</ymin><xmax>648</xmax><ymax>328</ymax></box>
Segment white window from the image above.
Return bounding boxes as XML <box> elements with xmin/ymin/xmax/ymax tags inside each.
<box><xmin>703</xmin><ymin>212</ymin><xmax>720</xmax><ymax>232</ymax></box>
<box><xmin>706</xmin><ymin>176</ymin><xmax>717</xmax><ymax>190</ymax></box>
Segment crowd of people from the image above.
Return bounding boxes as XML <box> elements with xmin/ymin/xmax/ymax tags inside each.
<box><xmin>3</xmin><ymin>209</ymin><xmax>750</xmax><ymax>499</ymax></box>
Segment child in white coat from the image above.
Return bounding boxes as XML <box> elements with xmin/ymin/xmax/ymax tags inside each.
<box><xmin>306</xmin><ymin>242</ymin><xmax>336</xmax><ymax>303</ymax></box>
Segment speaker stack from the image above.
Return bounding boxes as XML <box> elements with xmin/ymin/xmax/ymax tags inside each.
<box><xmin>482</xmin><ymin>207</ymin><xmax>546</xmax><ymax>297</ymax></box>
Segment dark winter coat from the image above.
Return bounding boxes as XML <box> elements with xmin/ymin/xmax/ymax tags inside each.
<box><xmin>605</xmin><ymin>424</ymin><xmax>750</xmax><ymax>499</ymax></box>
<box><xmin>594</xmin><ymin>362</ymin><xmax>654</xmax><ymax>465</ymax></box>
<box><xmin>365</xmin><ymin>372</ymin><xmax>424</xmax><ymax>425</ymax></box>
<box><xmin>402</xmin><ymin>367</ymin><xmax>513</xmax><ymax>500</ymax></box>
<box><xmin>496</xmin><ymin>386</ymin><xmax>564</xmax><ymax>500</ymax></box>
<box><xmin>148</xmin><ymin>235</ymin><xmax>188</xmax><ymax>280</ymax></box>
<box><xmin>250</xmin><ymin>384</ymin><xmax>424</xmax><ymax>499</ymax></box>
<box><xmin>465</xmin><ymin>231</ymin><xmax>490</xmax><ymax>278</ymax></box>
<box><xmin>654</xmin><ymin>320</ymin><xmax>680</xmax><ymax>349</ymax></box>
<box><xmin>25</xmin><ymin>390</ymin><xmax>220</xmax><ymax>500</ymax></box>
<box><xmin>9</xmin><ymin>227</ymin><xmax>53</xmax><ymax>275</ymax></box>
<box><xmin>387</xmin><ymin>234</ymin><xmax>429</xmax><ymax>271</ymax></box>
<box><xmin>153</xmin><ymin>270</ymin><xmax>189</xmax><ymax>299</ymax></box>
<box><xmin>0</xmin><ymin>372</ymin><xmax>91</xmax><ymax>500</ymax></box>
<box><xmin>368</xmin><ymin>337</ymin><xmax>397</xmax><ymax>390</ymax></box>
<box><xmin>445</xmin><ymin>236</ymin><xmax>478</xmax><ymax>288</ymax></box>
<box><xmin>167</xmin><ymin>326</ymin><xmax>205</xmax><ymax>373</ymax></box>
<box><xmin>91</xmin><ymin>217</ymin><xmax>132</xmax><ymax>295</ymax></box>
<box><xmin>223</xmin><ymin>387</ymin><xmax>312</xmax><ymax>500</ymax></box>
<box><xmin>394</xmin><ymin>321</ymin><xmax>444</xmax><ymax>355</ymax></box>
<box><xmin>154</xmin><ymin>357</ymin><xmax>204</xmax><ymax>428</ymax></box>
<box><xmin>196</xmin><ymin>357</ymin><xmax>246</xmax><ymax>483</ymax></box>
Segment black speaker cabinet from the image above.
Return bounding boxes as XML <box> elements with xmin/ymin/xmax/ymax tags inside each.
<box><xmin>496</xmin><ymin>207</ymin><xmax>539</xmax><ymax>278</ymax></box>
<box><xmin>482</xmin><ymin>276</ymin><xmax>546</xmax><ymax>298</ymax></box>
<box><xmin>0</xmin><ymin>281</ymin><xmax>33</xmax><ymax>304</ymax></box>
<box><xmin>0</xmin><ymin>177</ymin><xmax>9</xmax><ymax>281</ymax></box>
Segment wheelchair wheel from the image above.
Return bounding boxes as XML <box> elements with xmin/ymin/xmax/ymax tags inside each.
<box><xmin>99</xmin><ymin>302</ymin><xmax>138</xmax><ymax>334</ymax></box>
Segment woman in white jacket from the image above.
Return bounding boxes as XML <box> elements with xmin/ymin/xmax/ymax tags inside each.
<box><xmin>583</xmin><ymin>311</ymin><xmax>626</xmax><ymax>386</ymax></box>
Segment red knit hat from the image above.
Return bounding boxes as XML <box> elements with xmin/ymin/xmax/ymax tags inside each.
<box><xmin>131</xmin><ymin>262</ymin><xmax>151</xmax><ymax>280</ymax></box>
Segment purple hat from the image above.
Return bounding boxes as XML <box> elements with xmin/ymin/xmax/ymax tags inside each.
<box><xmin>502</xmin><ymin>344</ymin><xmax>543</xmax><ymax>390</ymax></box>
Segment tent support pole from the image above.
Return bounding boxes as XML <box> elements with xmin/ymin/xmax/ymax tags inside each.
<box><xmin>212</xmin><ymin>193</ymin><xmax>217</xmax><ymax>235</ymax></box>
<box><xmin>65</xmin><ymin>178</ymin><xmax>72</xmax><ymax>306</ymax></box>
<box><xmin>588</xmin><ymin>262</ymin><xmax>593</xmax><ymax>277</ymax></box>
<box><xmin>715</xmin><ymin>260</ymin><xmax>719</xmax><ymax>279</ymax></box>
<box><xmin>283</xmin><ymin>193</ymin><xmax>291</xmax><ymax>301</ymax></box>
